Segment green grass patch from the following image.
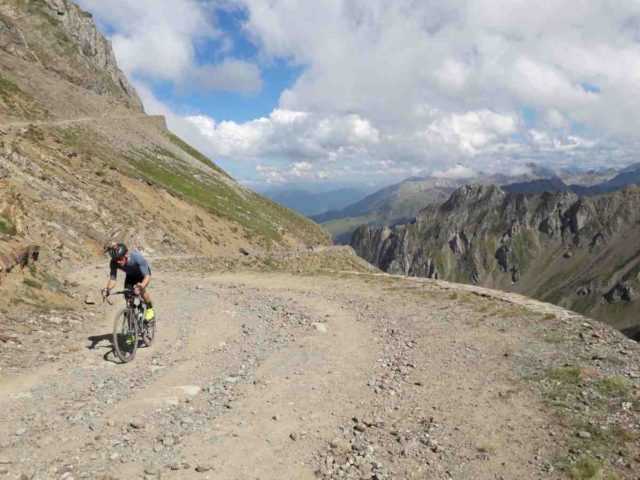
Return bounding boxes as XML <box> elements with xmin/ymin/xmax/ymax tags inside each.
<box><xmin>0</xmin><ymin>74</ymin><xmax>20</xmax><ymax>96</ymax></box>
<box><xmin>542</xmin><ymin>331</ymin><xmax>566</xmax><ymax>344</ymax></box>
<box><xmin>167</xmin><ymin>132</ymin><xmax>231</xmax><ymax>178</ymax></box>
<box><xmin>59</xmin><ymin>127</ymin><xmax>83</xmax><ymax>148</ymax></box>
<box><xmin>510</xmin><ymin>228</ymin><xmax>538</xmax><ymax>273</ymax></box>
<box><xmin>23</xmin><ymin>278</ymin><xmax>43</xmax><ymax>289</ymax></box>
<box><xmin>0</xmin><ymin>216</ymin><xmax>16</xmax><ymax>235</ymax></box>
<box><xmin>568</xmin><ymin>456</ymin><xmax>602</xmax><ymax>479</ymax></box>
<box><xmin>0</xmin><ymin>72</ymin><xmax>48</xmax><ymax>119</ymax></box>
<box><xmin>548</xmin><ymin>366</ymin><xmax>582</xmax><ymax>385</ymax></box>
<box><xmin>542</xmin><ymin>366</ymin><xmax>583</xmax><ymax>409</ymax></box>
<box><xmin>539</xmin><ymin>367</ymin><xmax>638</xmax><ymax>478</ymax></box>
<box><xmin>594</xmin><ymin>376</ymin><xmax>631</xmax><ymax>399</ymax></box>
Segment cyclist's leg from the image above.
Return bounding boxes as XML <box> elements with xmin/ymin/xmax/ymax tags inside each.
<box><xmin>141</xmin><ymin>276</ymin><xmax>152</xmax><ymax>305</ymax></box>
<box><xmin>124</xmin><ymin>275</ymin><xmax>137</xmax><ymax>291</ymax></box>
<box><xmin>138</xmin><ymin>277</ymin><xmax>154</xmax><ymax>321</ymax></box>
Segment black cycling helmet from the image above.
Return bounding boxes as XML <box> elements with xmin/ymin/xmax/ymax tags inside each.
<box><xmin>110</xmin><ymin>243</ymin><xmax>128</xmax><ymax>260</ymax></box>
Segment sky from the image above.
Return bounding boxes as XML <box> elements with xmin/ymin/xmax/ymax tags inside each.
<box><xmin>75</xmin><ymin>0</ymin><xmax>640</xmax><ymax>191</ymax></box>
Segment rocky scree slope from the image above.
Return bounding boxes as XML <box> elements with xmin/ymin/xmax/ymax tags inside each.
<box><xmin>0</xmin><ymin>0</ymin><xmax>329</xmax><ymax>319</ymax></box>
<box><xmin>352</xmin><ymin>184</ymin><xmax>640</xmax><ymax>337</ymax></box>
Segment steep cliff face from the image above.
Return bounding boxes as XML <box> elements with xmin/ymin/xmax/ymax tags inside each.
<box><xmin>0</xmin><ymin>0</ymin><xmax>142</xmax><ymax>111</ymax></box>
<box><xmin>42</xmin><ymin>0</ymin><xmax>142</xmax><ymax>109</ymax></box>
<box><xmin>352</xmin><ymin>184</ymin><xmax>640</xmax><ymax>334</ymax></box>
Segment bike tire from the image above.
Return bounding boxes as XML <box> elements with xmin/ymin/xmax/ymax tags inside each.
<box><xmin>112</xmin><ymin>307</ymin><xmax>138</xmax><ymax>363</ymax></box>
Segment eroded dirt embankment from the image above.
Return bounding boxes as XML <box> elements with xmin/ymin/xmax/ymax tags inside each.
<box><xmin>1</xmin><ymin>265</ymin><xmax>639</xmax><ymax>480</ymax></box>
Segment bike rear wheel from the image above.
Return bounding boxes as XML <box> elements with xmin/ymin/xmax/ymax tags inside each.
<box><xmin>113</xmin><ymin>308</ymin><xmax>138</xmax><ymax>363</ymax></box>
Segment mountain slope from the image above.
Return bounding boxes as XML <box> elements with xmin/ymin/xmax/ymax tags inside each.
<box><xmin>314</xmin><ymin>163</ymin><xmax>575</xmax><ymax>243</ymax></box>
<box><xmin>0</xmin><ymin>0</ymin><xmax>329</xmax><ymax>315</ymax></box>
<box><xmin>352</xmin><ymin>184</ymin><xmax>640</xmax><ymax>335</ymax></box>
<box><xmin>313</xmin><ymin>176</ymin><xmax>462</xmax><ymax>242</ymax></box>
<box><xmin>322</xmin><ymin>162</ymin><xmax>640</xmax><ymax>244</ymax></box>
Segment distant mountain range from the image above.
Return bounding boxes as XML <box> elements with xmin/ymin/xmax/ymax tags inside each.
<box><xmin>262</xmin><ymin>187</ymin><xmax>370</xmax><ymax>217</ymax></box>
<box><xmin>311</xmin><ymin>177</ymin><xmax>462</xmax><ymax>243</ymax></box>
<box><xmin>314</xmin><ymin>162</ymin><xmax>637</xmax><ymax>243</ymax></box>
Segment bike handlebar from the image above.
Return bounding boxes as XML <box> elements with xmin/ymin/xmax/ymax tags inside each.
<box><xmin>101</xmin><ymin>288</ymin><xmax>141</xmax><ymax>305</ymax></box>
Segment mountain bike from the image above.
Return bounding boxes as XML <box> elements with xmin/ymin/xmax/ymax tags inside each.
<box><xmin>103</xmin><ymin>287</ymin><xmax>156</xmax><ymax>363</ymax></box>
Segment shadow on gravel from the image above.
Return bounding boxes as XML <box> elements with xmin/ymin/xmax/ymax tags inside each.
<box><xmin>87</xmin><ymin>333</ymin><xmax>117</xmax><ymax>363</ymax></box>
<box><xmin>621</xmin><ymin>326</ymin><xmax>640</xmax><ymax>342</ymax></box>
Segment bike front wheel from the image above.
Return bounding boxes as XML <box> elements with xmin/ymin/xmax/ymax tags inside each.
<box><xmin>141</xmin><ymin>310</ymin><xmax>156</xmax><ymax>348</ymax></box>
<box><xmin>113</xmin><ymin>308</ymin><xmax>138</xmax><ymax>363</ymax></box>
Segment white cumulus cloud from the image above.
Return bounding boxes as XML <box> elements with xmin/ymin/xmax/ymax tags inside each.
<box><xmin>76</xmin><ymin>0</ymin><xmax>262</xmax><ymax>93</ymax></box>
<box><xmin>80</xmin><ymin>0</ymin><xmax>640</xmax><ymax>186</ymax></box>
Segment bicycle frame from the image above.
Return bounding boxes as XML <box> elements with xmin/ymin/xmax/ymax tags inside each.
<box><xmin>107</xmin><ymin>289</ymin><xmax>147</xmax><ymax>335</ymax></box>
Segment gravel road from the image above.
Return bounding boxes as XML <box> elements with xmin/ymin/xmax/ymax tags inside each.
<box><xmin>1</xmin><ymin>266</ymin><xmax>639</xmax><ymax>479</ymax></box>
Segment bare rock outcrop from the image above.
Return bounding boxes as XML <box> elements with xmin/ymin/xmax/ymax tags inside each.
<box><xmin>352</xmin><ymin>184</ymin><xmax>640</xmax><ymax>333</ymax></box>
<box><xmin>0</xmin><ymin>0</ymin><xmax>143</xmax><ymax>110</ymax></box>
<box><xmin>41</xmin><ymin>0</ymin><xmax>142</xmax><ymax>109</ymax></box>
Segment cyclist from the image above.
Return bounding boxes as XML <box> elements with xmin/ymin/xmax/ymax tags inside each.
<box><xmin>103</xmin><ymin>243</ymin><xmax>155</xmax><ymax>322</ymax></box>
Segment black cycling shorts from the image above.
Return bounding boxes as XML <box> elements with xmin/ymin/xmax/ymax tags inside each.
<box><xmin>125</xmin><ymin>275</ymin><xmax>145</xmax><ymax>290</ymax></box>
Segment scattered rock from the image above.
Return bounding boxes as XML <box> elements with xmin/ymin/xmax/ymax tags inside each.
<box><xmin>313</xmin><ymin>322</ymin><xmax>328</xmax><ymax>333</ymax></box>
<box><xmin>175</xmin><ymin>385</ymin><xmax>201</xmax><ymax>397</ymax></box>
<box><xmin>604</xmin><ymin>282</ymin><xmax>634</xmax><ymax>303</ymax></box>
<box><xmin>354</xmin><ymin>423</ymin><xmax>367</xmax><ymax>433</ymax></box>
<box><xmin>195</xmin><ymin>464</ymin><xmax>213</xmax><ymax>473</ymax></box>
<box><xmin>129</xmin><ymin>421</ymin><xmax>144</xmax><ymax>430</ymax></box>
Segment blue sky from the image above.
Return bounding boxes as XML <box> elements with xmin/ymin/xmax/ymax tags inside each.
<box><xmin>153</xmin><ymin>7</ymin><xmax>299</xmax><ymax>123</ymax></box>
<box><xmin>76</xmin><ymin>0</ymin><xmax>640</xmax><ymax>190</ymax></box>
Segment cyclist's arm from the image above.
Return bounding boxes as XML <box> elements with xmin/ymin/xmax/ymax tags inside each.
<box><xmin>138</xmin><ymin>275</ymin><xmax>151</xmax><ymax>289</ymax></box>
<box><xmin>106</xmin><ymin>260</ymin><xmax>117</xmax><ymax>291</ymax></box>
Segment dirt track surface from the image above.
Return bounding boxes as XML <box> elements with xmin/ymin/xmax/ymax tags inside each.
<box><xmin>1</xmin><ymin>267</ymin><xmax>639</xmax><ymax>479</ymax></box>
